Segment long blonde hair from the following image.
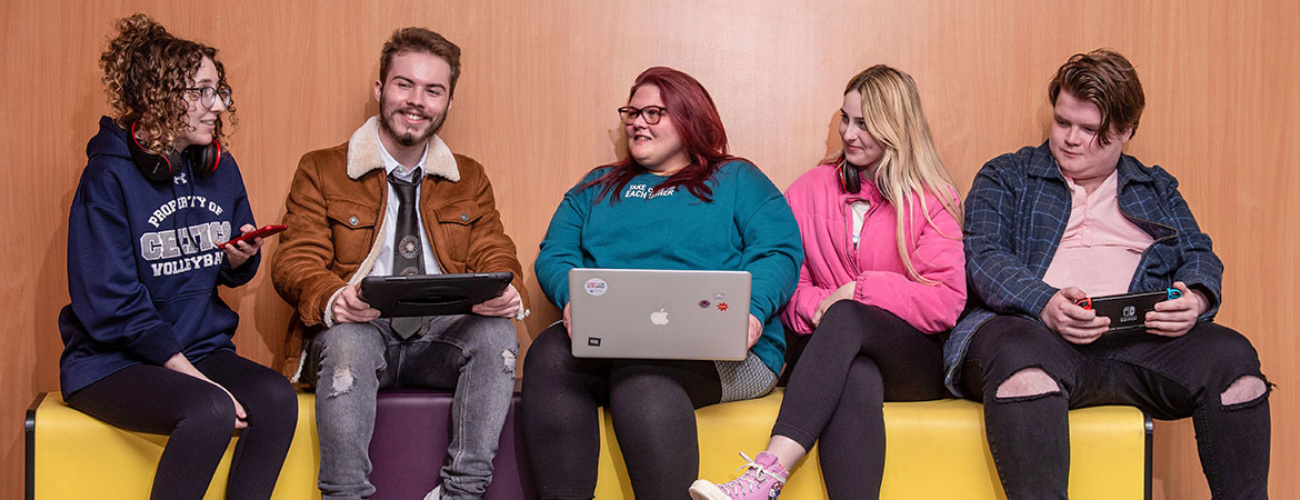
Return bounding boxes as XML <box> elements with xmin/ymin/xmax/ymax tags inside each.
<box><xmin>829</xmin><ymin>65</ymin><xmax>963</xmax><ymax>283</ymax></box>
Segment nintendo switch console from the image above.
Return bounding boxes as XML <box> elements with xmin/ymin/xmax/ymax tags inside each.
<box><xmin>1076</xmin><ymin>288</ymin><xmax>1182</xmax><ymax>333</ymax></box>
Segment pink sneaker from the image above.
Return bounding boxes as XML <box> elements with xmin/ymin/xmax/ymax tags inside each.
<box><xmin>689</xmin><ymin>451</ymin><xmax>788</xmax><ymax>500</ymax></box>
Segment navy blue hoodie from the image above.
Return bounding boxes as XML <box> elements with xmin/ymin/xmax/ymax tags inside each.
<box><xmin>58</xmin><ymin>116</ymin><xmax>259</xmax><ymax>396</ymax></box>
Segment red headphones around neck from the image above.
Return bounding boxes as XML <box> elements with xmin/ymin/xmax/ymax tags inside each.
<box><xmin>127</xmin><ymin>122</ymin><xmax>221</xmax><ymax>183</ymax></box>
<box><xmin>838</xmin><ymin>158</ymin><xmax>862</xmax><ymax>193</ymax></box>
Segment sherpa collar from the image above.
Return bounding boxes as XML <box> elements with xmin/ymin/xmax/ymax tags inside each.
<box><xmin>346</xmin><ymin>116</ymin><xmax>460</xmax><ymax>182</ymax></box>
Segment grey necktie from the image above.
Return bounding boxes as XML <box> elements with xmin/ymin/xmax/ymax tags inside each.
<box><xmin>388</xmin><ymin>168</ymin><xmax>425</xmax><ymax>339</ymax></box>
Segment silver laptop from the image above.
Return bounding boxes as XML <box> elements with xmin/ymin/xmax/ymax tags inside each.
<box><xmin>568</xmin><ymin>268</ymin><xmax>751</xmax><ymax>361</ymax></box>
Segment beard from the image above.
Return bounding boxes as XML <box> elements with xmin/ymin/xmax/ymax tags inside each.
<box><xmin>378</xmin><ymin>99</ymin><xmax>445</xmax><ymax>148</ymax></box>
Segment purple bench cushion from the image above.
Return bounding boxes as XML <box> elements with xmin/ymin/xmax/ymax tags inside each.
<box><xmin>369</xmin><ymin>389</ymin><xmax>535</xmax><ymax>500</ymax></box>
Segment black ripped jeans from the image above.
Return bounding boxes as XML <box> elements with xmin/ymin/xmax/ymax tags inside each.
<box><xmin>961</xmin><ymin>316</ymin><xmax>1271</xmax><ymax>500</ymax></box>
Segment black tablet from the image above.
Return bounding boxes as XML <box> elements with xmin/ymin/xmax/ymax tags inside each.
<box><xmin>359</xmin><ymin>272</ymin><xmax>513</xmax><ymax>317</ymax></box>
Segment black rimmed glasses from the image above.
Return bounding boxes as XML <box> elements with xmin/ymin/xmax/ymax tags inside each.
<box><xmin>618</xmin><ymin>106</ymin><xmax>668</xmax><ymax>125</ymax></box>
<box><xmin>183</xmin><ymin>86</ymin><xmax>233</xmax><ymax>109</ymax></box>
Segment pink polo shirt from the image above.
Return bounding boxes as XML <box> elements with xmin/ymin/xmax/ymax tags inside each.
<box><xmin>1042</xmin><ymin>169</ymin><xmax>1154</xmax><ymax>296</ymax></box>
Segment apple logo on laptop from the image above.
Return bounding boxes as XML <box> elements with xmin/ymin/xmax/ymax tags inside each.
<box><xmin>650</xmin><ymin>308</ymin><xmax>670</xmax><ymax>326</ymax></box>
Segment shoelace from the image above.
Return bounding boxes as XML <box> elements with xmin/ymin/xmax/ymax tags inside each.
<box><xmin>719</xmin><ymin>452</ymin><xmax>787</xmax><ymax>494</ymax></box>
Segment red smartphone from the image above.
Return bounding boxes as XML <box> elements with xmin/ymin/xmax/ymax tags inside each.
<box><xmin>219</xmin><ymin>224</ymin><xmax>287</xmax><ymax>249</ymax></box>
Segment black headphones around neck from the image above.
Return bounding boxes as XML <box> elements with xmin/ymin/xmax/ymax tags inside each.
<box><xmin>127</xmin><ymin>122</ymin><xmax>221</xmax><ymax>183</ymax></box>
<box><xmin>838</xmin><ymin>158</ymin><xmax>862</xmax><ymax>193</ymax></box>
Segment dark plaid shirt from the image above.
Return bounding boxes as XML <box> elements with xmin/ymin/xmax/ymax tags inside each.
<box><xmin>943</xmin><ymin>142</ymin><xmax>1223</xmax><ymax>396</ymax></box>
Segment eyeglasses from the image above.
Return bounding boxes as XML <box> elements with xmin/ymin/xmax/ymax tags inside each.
<box><xmin>183</xmin><ymin>86</ymin><xmax>233</xmax><ymax>109</ymax></box>
<box><xmin>618</xmin><ymin>106</ymin><xmax>668</xmax><ymax>125</ymax></box>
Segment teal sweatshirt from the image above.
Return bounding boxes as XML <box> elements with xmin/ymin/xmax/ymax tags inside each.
<box><xmin>535</xmin><ymin>160</ymin><xmax>803</xmax><ymax>375</ymax></box>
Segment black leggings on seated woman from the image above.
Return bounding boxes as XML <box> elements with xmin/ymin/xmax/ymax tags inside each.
<box><xmin>522</xmin><ymin>323</ymin><xmax>729</xmax><ymax>500</ymax></box>
<box><xmin>65</xmin><ymin>350</ymin><xmax>298</xmax><ymax>500</ymax></box>
<box><xmin>772</xmin><ymin>301</ymin><xmax>947</xmax><ymax>498</ymax></box>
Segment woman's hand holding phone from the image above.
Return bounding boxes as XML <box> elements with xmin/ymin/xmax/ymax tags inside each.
<box><xmin>220</xmin><ymin>224</ymin><xmax>285</xmax><ymax>269</ymax></box>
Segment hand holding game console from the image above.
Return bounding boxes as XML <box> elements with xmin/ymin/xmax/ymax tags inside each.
<box><xmin>1143</xmin><ymin>282</ymin><xmax>1207</xmax><ymax>338</ymax></box>
<box><xmin>1041</xmin><ymin>287</ymin><xmax>1110</xmax><ymax>344</ymax></box>
<box><xmin>1070</xmin><ymin>282</ymin><xmax>1206</xmax><ymax>338</ymax></box>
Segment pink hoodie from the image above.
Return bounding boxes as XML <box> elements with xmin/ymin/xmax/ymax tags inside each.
<box><xmin>781</xmin><ymin>163</ymin><xmax>966</xmax><ymax>335</ymax></box>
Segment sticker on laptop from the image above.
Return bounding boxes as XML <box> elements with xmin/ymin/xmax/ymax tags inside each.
<box><xmin>713</xmin><ymin>292</ymin><xmax>726</xmax><ymax>300</ymax></box>
<box><xmin>584</xmin><ymin>278</ymin><xmax>608</xmax><ymax>296</ymax></box>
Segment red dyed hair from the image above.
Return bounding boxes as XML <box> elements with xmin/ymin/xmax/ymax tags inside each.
<box><xmin>585</xmin><ymin>67</ymin><xmax>739</xmax><ymax>203</ymax></box>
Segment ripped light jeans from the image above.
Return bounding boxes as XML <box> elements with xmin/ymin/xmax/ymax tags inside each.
<box><xmin>303</xmin><ymin>314</ymin><xmax>519</xmax><ymax>500</ymax></box>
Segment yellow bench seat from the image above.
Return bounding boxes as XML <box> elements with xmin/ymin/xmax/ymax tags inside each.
<box><xmin>26</xmin><ymin>392</ymin><xmax>321</xmax><ymax>499</ymax></box>
<box><xmin>594</xmin><ymin>389</ymin><xmax>1150</xmax><ymax>499</ymax></box>
<box><xmin>27</xmin><ymin>389</ymin><xmax>1148</xmax><ymax>499</ymax></box>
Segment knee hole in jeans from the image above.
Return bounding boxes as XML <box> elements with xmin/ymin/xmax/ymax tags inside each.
<box><xmin>326</xmin><ymin>367</ymin><xmax>355</xmax><ymax>398</ymax></box>
<box><xmin>1220</xmin><ymin>375</ymin><xmax>1269</xmax><ymax>408</ymax></box>
<box><xmin>501</xmin><ymin>348</ymin><xmax>518</xmax><ymax>374</ymax></box>
<box><xmin>994</xmin><ymin>368</ymin><xmax>1060</xmax><ymax>400</ymax></box>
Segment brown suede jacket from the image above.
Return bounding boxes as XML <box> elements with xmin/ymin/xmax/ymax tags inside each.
<box><xmin>272</xmin><ymin>117</ymin><xmax>529</xmax><ymax>377</ymax></box>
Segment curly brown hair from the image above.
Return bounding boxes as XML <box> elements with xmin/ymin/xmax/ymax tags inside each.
<box><xmin>100</xmin><ymin>13</ymin><xmax>235</xmax><ymax>152</ymax></box>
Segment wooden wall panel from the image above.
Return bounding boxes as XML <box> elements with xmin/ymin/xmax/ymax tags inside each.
<box><xmin>2</xmin><ymin>1</ymin><xmax>1294</xmax><ymax>498</ymax></box>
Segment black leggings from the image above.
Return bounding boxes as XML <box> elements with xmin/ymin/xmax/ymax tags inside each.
<box><xmin>772</xmin><ymin>302</ymin><xmax>946</xmax><ymax>498</ymax></box>
<box><xmin>521</xmin><ymin>324</ymin><xmax>724</xmax><ymax>500</ymax></box>
<box><xmin>65</xmin><ymin>350</ymin><xmax>298</xmax><ymax>500</ymax></box>
<box><xmin>961</xmin><ymin>316</ymin><xmax>1271</xmax><ymax>500</ymax></box>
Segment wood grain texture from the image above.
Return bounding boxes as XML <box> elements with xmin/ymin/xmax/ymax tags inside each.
<box><xmin>2</xmin><ymin>1</ymin><xmax>1294</xmax><ymax>497</ymax></box>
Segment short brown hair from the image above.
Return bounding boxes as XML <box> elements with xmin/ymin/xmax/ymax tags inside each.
<box><xmin>379</xmin><ymin>28</ymin><xmax>461</xmax><ymax>95</ymax></box>
<box><xmin>1048</xmin><ymin>49</ymin><xmax>1144</xmax><ymax>145</ymax></box>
